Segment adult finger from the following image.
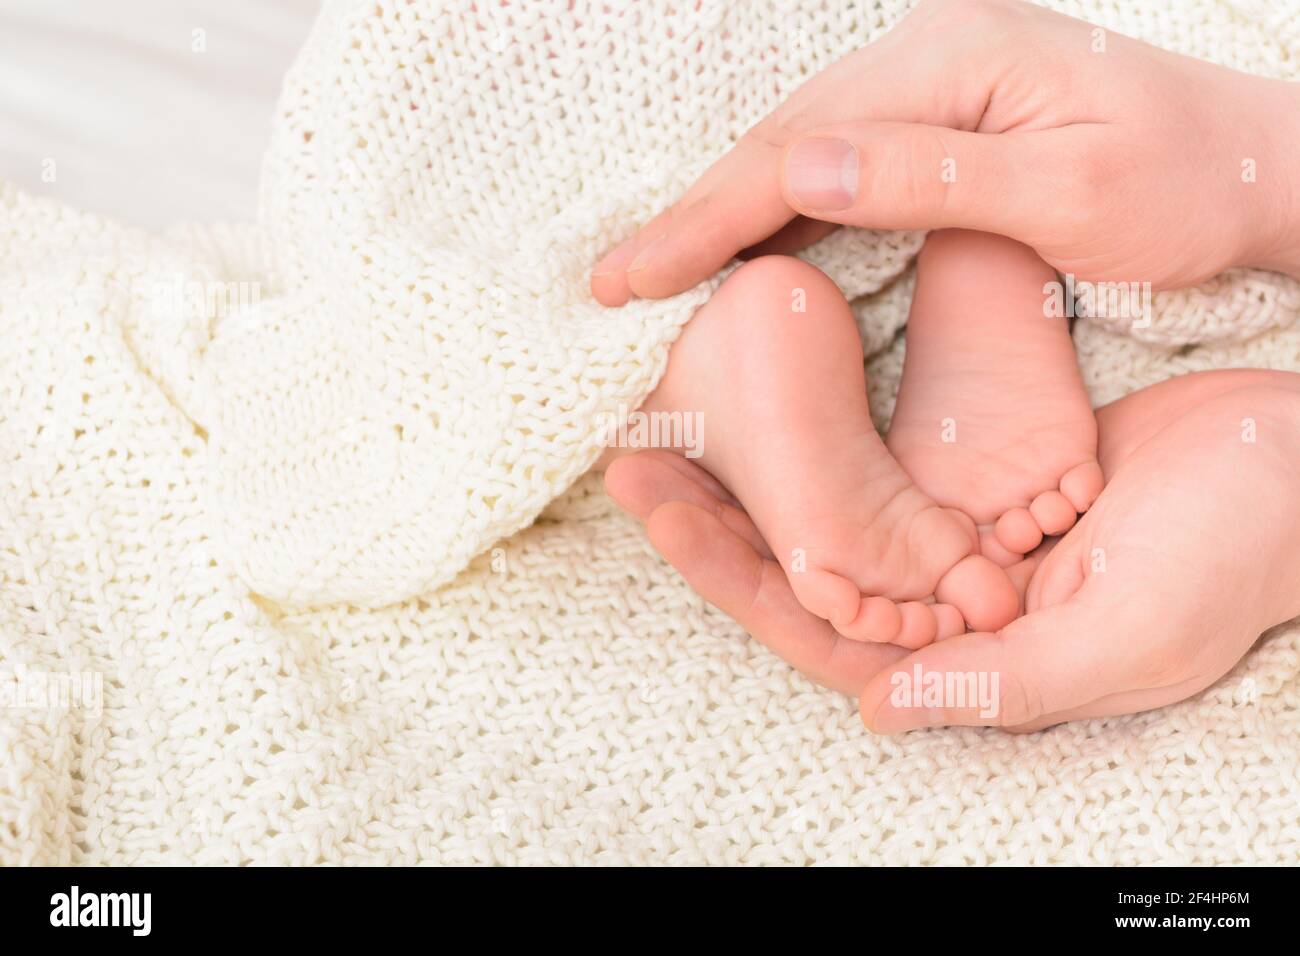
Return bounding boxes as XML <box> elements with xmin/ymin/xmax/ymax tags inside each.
<box><xmin>592</xmin><ymin>153</ymin><xmax>790</xmax><ymax>305</ymax></box>
<box><xmin>603</xmin><ymin>450</ymin><xmax>770</xmax><ymax>557</ymax></box>
<box><xmin>604</xmin><ymin>448</ymin><xmax>738</xmax><ymax>514</ymax></box>
<box><xmin>858</xmin><ymin>580</ymin><xmax>1142</xmax><ymax>732</ymax></box>
<box><xmin>646</xmin><ymin>499</ymin><xmax>906</xmax><ymax>697</ymax></box>
<box><xmin>590</xmin><ymin>1</ymin><xmax>1005</xmax><ymax>304</ymax></box>
<box><xmin>1004</xmin><ymin>672</ymin><xmax>1225</xmax><ymax>733</ymax></box>
<box><xmin>778</xmin><ymin>121</ymin><xmax>1099</xmax><ymax>239</ymax></box>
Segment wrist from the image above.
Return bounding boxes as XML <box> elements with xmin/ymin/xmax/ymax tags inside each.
<box><xmin>1239</xmin><ymin>77</ymin><xmax>1300</xmax><ymax>277</ymax></box>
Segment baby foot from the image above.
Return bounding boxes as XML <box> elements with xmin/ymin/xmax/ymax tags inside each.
<box><xmin>887</xmin><ymin>230</ymin><xmax>1103</xmax><ymax>566</ymax></box>
<box><xmin>859</xmin><ymin>369</ymin><xmax>1300</xmax><ymax>733</ymax></box>
<box><xmin>630</xmin><ymin>254</ymin><xmax>1019</xmax><ymax>643</ymax></box>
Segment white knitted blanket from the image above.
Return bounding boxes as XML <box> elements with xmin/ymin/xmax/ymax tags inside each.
<box><xmin>2</xmin><ymin>0</ymin><xmax>1299</xmax><ymax>864</ymax></box>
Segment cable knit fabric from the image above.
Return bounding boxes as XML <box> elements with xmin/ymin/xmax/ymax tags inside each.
<box><xmin>1</xmin><ymin>0</ymin><xmax>1299</xmax><ymax>864</ymax></box>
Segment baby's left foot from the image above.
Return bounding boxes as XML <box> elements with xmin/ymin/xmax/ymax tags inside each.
<box><xmin>887</xmin><ymin>230</ymin><xmax>1103</xmax><ymax>566</ymax></box>
<box><xmin>606</xmin><ymin>254</ymin><xmax>1019</xmax><ymax>643</ymax></box>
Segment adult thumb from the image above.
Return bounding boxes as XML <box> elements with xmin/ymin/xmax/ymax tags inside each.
<box><xmin>780</xmin><ymin>121</ymin><xmax>1071</xmax><ymax>239</ymax></box>
<box><xmin>857</xmin><ymin>592</ymin><xmax>1135</xmax><ymax>733</ymax></box>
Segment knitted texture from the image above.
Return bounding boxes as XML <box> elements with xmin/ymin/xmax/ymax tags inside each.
<box><xmin>1</xmin><ymin>0</ymin><xmax>1298</xmax><ymax>864</ymax></box>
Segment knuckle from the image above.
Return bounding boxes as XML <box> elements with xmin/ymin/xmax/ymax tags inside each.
<box><xmin>1072</xmin><ymin>144</ymin><xmax>1116</xmax><ymax>204</ymax></box>
<box><xmin>994</xmin><ymin>669</ymin><xmax>1042</xmax><ymax>727</ymax></box>
<box><xmin>662</xmin><ymin>198</ymin><xmax>688</xmax><ymax>229</ymax></box>
<box><xmin>739</xmin><ymin>114</ymin><xmax>791</xmax><ymax>151</ymax></box>
<box><xmin>873</xmin><ymin>126</ymin><xmax>953</xmax><ymax>225</ymax></box>
<box><xmin>1051</xmin><ymin>141</ymin><xmax>1120</xmax><ymax>232</ymax></box>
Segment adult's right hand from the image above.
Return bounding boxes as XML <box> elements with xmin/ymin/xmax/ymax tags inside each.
<box><xmin>592</xmin><ymin>0</ymin><xmax>1300</xmax><ymax>305</ymax></box>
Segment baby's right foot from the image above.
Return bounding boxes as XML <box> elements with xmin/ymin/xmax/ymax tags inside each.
<box><xmin>628</xmin><ymin>255</ymin><xmax>1018</xmax><ymax>644</ymax></box>
<box><xmin>887</xmin><ymin>230</ymin><xmax>1104</xmax><ymax>566</ymax></box>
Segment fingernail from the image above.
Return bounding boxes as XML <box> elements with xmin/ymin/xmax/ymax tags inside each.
<box><xmin>627</xmin><ymin>234</ymin><xmax>666</xmax><ymax>274</ymax></box>
<box><xmin>593</xmin><ymin>240</ymin><xmax>638</xmax><ymax>277</ymax></box>
<box><xmin>786</xmin><ymin>138</ymin><xmax>858</xmax><ymax>210</ymax></box>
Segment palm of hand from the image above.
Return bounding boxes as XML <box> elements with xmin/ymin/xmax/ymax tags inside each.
<box><xmin>607</xmin><ymin>371</ymin><xmax>1300</xmax><ymax>731</ymax></box>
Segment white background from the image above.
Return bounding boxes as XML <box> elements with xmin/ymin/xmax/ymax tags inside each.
<box><xmin>0</xmin><ymin>0</ymin><xmax>320</xmax><ymax>230</ymax></box>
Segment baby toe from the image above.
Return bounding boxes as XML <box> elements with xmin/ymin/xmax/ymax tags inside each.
<box><xmin>930</xmin><ymin>603</ymin><xmax>966</xmax><ymax>640</ymax></box>
<box><xmin>933</xmin><ymin>554</ymin><xmax>1019</xmax><ymax>632</ymax></box>
<box><xmin>979</xmin><ymin>525</ymin><xmax>1024</xmax><ymax>568</ymax></box>
<box><xmin>836</xmin><ymin>594</ymin><xmax>903</xmax><ymax>643</ymax></box>
<box><xmin>1029</xmin><ymin>490</ymin><xmax>1077</xmax><ymax>536</ymax></box>
<box><xmin>995</xmin><ymin>507</ymin><xmax>1043</xmax><ymax>555</ymax></box>
<box><xmin>788</xmin><ymin>566</ymin><xmax>861</xmax><ymax>629</ymax></box>
<box><xmin>893</xmin><ymin>601</ymin><xmax>939</xmax><ymax>649</ymax></box>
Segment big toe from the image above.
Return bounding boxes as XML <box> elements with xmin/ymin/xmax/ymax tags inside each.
<box><xmin>788</xmin><ymin>566</ymin><xmax>862</xmax><ymax>629</ymax></box>
<box><xmin>931</xmin><ymin>603</ymin><xmax>966</xmax><ymax>640</ymax></box>
<box><xmin>933</xmin><ymin>554</ymin><xmax>1019</xmax><ymax>631</ymax></box>
<box><xmin>893</xmin><ymin>601</ymin><xmax>939</xmax><ymax>649</ymax></box>
<box><xmin>836</xmin><ymin>594</ymin><xmax>905</xmax><ymax>643</ymax></box>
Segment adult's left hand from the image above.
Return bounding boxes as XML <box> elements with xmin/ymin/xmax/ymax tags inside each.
<box><xmin>604</xmin><ymin>450</ymin><xmax>910</xmax><ymax>697</ymax></box>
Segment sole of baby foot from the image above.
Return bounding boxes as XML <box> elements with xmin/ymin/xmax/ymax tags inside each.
<box><xmin>651</xmin><ymin>253</ymin><xmax>1022</xmax><ymax>645</ymax></box>
<box><xmin>888</xmin><ymin>230</ymin><xmax>1103</xmax><ymax>568</ymax></box>
<box><xmin>782</xmin><ymin>498</ymin><xmax>1020</xmax><ymax>645</ymax></box>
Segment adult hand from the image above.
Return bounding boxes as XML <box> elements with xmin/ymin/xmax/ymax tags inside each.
<box><xmin>602</xmin><ymin>448</ymin><xmax>1034</xmax><ymax>704</ymax></box>
<box><xmin>606</xmin><ymin>371</ymin><xmax>1300</xmax><ymax>732</ymax></box>
<box><xmin>604</xmin><ymin>449</ymin><xmax>910</xmax><ymax>696</ymax></box>
<box><xmin>860</xmin><ymin>372</ymin><xmax>1300</xmax><ymax>731</ymax></box>
<box><xmin>592</xmin><ymin>0</ymin><xmax>1300</xmax><ymax>305</ymax></box>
